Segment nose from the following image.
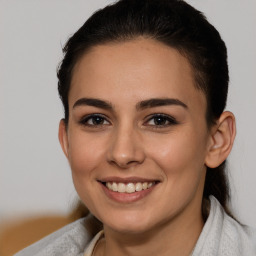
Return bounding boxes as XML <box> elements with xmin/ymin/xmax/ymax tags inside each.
<box><xmin>107</xmin><ymin>125</ymin><xmax>145</xmax><ymax>169</ymax></box>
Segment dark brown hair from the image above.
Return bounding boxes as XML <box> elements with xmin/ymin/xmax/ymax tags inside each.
<box><xmin>58</xmin><ymin>0</ymin><xmax>232</xmax><ymax>219</ymax></box>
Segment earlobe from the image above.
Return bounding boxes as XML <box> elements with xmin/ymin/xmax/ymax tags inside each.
<box><xmin>58</xmin><ymin>119</ymin><xmax>69</xmax><ymax>158</ymax></box>
<box><xmin>205</xmin><ymin>111</ymin><xmax>236</xmax><ymax>168</ymax></box>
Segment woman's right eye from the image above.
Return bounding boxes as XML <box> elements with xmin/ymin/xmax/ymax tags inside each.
<box><xmin>79</xmin><ymin>114</ymin><xmax>110</xmax><ymax>127</ymax></box>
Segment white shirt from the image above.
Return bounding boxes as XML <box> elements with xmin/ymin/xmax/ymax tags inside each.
<box><xmin>83</xmin><ymin>230</ymin><xmax>104</xmax><ymax>256</ymax></box>
<box><xmin>15</xmin><ymin>196</ymin><xmax>256</xmax><ymax>256</ymax></box>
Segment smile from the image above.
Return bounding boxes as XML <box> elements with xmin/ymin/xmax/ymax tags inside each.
<box><xmin>99</xmin><ymin>178</ymin><xmax>160</xmax><ymax>203</ymax></box>
<box><xmin>105</xmin><ymin>181</ymin><xmax>155</xmax><ymax>193</ymax></box>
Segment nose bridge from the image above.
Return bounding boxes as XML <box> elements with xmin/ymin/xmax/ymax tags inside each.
<box><xmin>107</xmin><ymin>121</ymin><xmax>145</xmax><ymax>168</ymax></box>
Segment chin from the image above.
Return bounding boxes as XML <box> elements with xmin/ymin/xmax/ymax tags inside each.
<box><xmin>101</xmin><ymin>211</ymin><xmax>155</xmax><ymax>234</ymax></box>
<box><xmin>108</xmin><ymin>222</ymin><xmax>152</xmax><ymax>234</ymax></box>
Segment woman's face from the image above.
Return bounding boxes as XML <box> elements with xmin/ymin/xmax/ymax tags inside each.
<box><xmin>60</xmin><ymin>38</ymin><xmax>212</xmax><ymax>234</ymax></box>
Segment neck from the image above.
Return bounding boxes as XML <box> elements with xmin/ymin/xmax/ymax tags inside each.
<box><xmin>96</xmin><ymin>202</ymin><xmax>204</xmax><ymax>256</ymax></box>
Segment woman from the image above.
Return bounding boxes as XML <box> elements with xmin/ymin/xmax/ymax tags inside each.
<box><xmin>15</xmin><ymin>0</ymin><xmax>256</xmax><ymax>255</ymax></box>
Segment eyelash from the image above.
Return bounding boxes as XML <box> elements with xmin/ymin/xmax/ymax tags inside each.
<box><xmin>144</xmin><ymin>114</ymin><xmax>178</xmax><ymax>128</ymax></box>
<box><xmin>79</xmin><ymin>113</ymin><xmax>178</xmax><ymax>128</ymax></box>
<box><xmin>79</xmin><ymin>114</ymin><xmax>111</xmax><ymax>127</ymax></box>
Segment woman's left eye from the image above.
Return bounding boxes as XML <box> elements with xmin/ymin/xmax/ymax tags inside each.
<box><xmin>145</xmin><ymin>114</ymin><xmax>178</xmax><ymax>127</ymax></box>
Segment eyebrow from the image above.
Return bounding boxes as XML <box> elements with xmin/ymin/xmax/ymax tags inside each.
<box><xmin>73</xmin><ymin>98</ymin><xmax>113</xmax><ymax>110</ymax></box>
<box><xmin>72</xmin><ymin>97</ymin><xmax>188</xmax><ymax>110</ymax></box>
<box><xmin>137</xmin><ymin>98</ymin><xmax>188</xmax><ymax>110</ymax></box>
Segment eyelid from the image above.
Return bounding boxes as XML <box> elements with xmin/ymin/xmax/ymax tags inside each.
<box><xmin>143</xmin><ymin>113</ymin><xmax>178</xmax><ymax>126</ymax></box>
<box><xmin>78</xmin><ymin>113</ymin><xmax>178</xmax><ymax>128</ymax></box>
<box><xmin>79</xmin><ymin>113</ymin><xmax>111</xmax><ymax>126</ymax></box>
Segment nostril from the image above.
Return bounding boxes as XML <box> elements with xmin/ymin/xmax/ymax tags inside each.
<box><xmin>107</xmin><ymin>133</ymin><xmax>146</xmax><ymax>167</ymax></box>
<box><xmin>109</xmin><ymin>159</ymin><xmax>141</xmax><ymax>169</ymax></box>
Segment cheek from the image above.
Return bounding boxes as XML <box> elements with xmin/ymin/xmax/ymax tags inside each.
<box><xmin>67</xmin><ymin>132</ymin><xmax>107</xmax><ymax>178</ymax></box>
<box><xmin>67</xmin><ymin>132</ymin><xmax>108</xmax><ymax>212</ymax></box>
<box><xmin>145</xmin><ymin>130</ymin><xmax>208</xmax><ymax>212</ymax></box>
<box><xmin>146</xmin><ymin>129</ymin><xmax>208</xmax><ymax>179</ymax></box>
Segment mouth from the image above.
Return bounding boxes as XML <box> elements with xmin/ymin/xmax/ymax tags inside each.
<box><xmin>98</xmin><ymin>177</ymin><xmax>160</xmax><ymax>203</ymax></box>
<box><xmin>102</xmin><ymin>181</ymin><xmax>157</xmax><ymax>193</ymax></box>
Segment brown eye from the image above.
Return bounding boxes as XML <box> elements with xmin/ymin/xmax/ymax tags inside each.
<box><xmin>90</xmin><ymin>116</ymin><xmax>105</xmax><ymax>125</ymax></box>
<box><xmin>145</xmin><ymin>114</ymin><xmax>178</xmax><ymax>127</ymax></box>
<box><xmin>80</xmin><ymin>114</ymin><xmax>110</xmax><ymax>126</ymax></box>
<box><xmin>153</xmin><ymin>116</ymin><xmax>168</xmax><ymax>125</ymax></box>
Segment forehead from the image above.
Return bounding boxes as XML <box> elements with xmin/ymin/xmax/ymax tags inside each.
<box><xmin>70</xmin><ymin>38</ymin><xmax>206</xmax><ymax>112</ymax></box>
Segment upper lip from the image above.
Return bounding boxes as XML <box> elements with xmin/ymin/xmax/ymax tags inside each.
<box><xmin>98</xmin><ymin>176</ymin><xmax>160</xmax><ymax>183</ymax></box>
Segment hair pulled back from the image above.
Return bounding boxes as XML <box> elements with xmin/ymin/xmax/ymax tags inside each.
<box><xmin>57</xmin><ymin>0</ymin><xmax>231</xmax><ymax>218</ymax></box>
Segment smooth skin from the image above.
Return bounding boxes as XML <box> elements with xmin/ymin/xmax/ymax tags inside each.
<box><xmin>59</xmin><ymin>38</ymin><xmax>236</xmax><ymax>256</ymax></box>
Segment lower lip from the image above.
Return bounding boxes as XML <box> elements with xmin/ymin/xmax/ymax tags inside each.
<box><xmin>100</xmin><ymin>182</ymin><xmax>157</xmax><ymax>203</ymax></box>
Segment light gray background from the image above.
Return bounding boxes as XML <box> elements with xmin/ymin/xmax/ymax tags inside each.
<box><xmin>1</xmin><ymin>0</ymin><xmax>256</xmax><ymax>227</ymax></box>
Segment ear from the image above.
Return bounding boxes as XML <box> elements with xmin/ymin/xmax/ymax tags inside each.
<box><xmin>205</xmin><ymin>111</ymin><xmax>236</xmax><ymax>168</ymax></box>
<box><xmin>58</xmin><ymin>119</ymin><xmax>69</xmax><ymax>158</ymax></box>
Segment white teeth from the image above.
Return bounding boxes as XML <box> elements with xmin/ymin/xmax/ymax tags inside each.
<box><xmin>142</xmin><ymin>182</ymin><xmax>148</xmax><ymax>190</ymax></box>
<box><xmin>135</xmin><ymin>182</ymin><xmax>142</xmax><ymax>191</ymax></box>
<box><xmin>117</xmin><ymin>183</ymin><xmax>126</xmax><ymax>193</ymax></box>
<box><xmin>107</xmin><ymin>183</ymin><xmax>112</xmax><ymax>190</ymax></box>
<box><xmin>126</xmin><ymin>183</ymin><xmax>135</xmax><ymax>193</ymax></box>
<box><xmin>105</xmin><ymin>181</ymin><xmax>155</xmax><ymax>193</ymax></box>
<box><xmin>112</xmin><ymin>182</ymin><xmax>118</xmax><ymax>192</ymax></box>
<box><xmin>148</xmin><ymin>182</ymin><xmax>153</xmax><ymax>188</ymax></box>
